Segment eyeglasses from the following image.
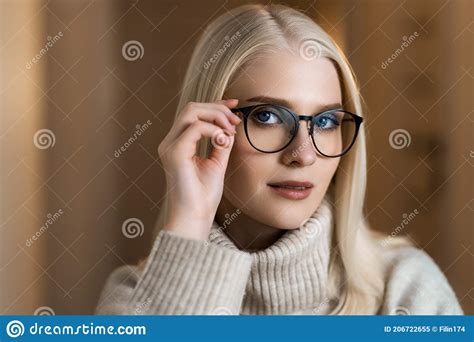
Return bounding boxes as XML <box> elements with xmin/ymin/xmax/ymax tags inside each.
<box><xmin>230</xmin><ymin>103</ymin><xmax>363</xmax><ymax>157</ymax></box>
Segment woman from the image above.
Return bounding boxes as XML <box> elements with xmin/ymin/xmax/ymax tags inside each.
<box><xmin>95</xmin><ymin>4</ymin><xmax>463</xmax><ymax>315</ymax></box>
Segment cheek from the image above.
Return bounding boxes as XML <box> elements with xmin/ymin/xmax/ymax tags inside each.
<box><xmin>313</xmin><ymin>158</ymin><xmax>339</xmax><ymax>193</ymax></box>
<box><xmin>224</xmin><ymin>135</ymin><xmax>271</xmax><ymax>208</ymax></box>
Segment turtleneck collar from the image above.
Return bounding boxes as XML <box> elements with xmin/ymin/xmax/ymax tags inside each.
<box><xmin>208</xmin><ymin>192</ymin><xmax>335</xmax><ymax>315</ymax></box>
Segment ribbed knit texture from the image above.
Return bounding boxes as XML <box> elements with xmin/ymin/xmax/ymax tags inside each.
<box><xmin>208</xmin><ymin>193</ymin><xmax>334</xmax><ymax>314</ymax></box>
<box><xmin>95</xmin><ymin>191</ymin><xmax>463</xmax><ymax>315</ymax></box>
<box><xmin>123</xmin><ymin>230</ymin><xmax>252</xmax><ymax>315</ymax></box>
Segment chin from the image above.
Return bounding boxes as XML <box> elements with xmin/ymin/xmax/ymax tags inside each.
<box><xmin>260</xmin><ymin>212</ymin><xmax>312</xmax><ymax>230</ymax></box>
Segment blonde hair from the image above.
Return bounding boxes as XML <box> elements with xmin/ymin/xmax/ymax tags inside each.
<box><xmin>151</xmin><ymin>4</ymin><xmax>411</xmax><ymax>314</ymax></box>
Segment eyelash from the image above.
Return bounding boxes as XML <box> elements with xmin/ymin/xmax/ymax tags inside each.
<box><xmin>251</xmin><ymin>111</ymin><xmax>340</xmax><ymax>131</ymax></box>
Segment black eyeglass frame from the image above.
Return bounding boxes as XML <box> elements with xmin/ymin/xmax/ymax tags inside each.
<box><xmin>230</xmin><ymin>103</ymin><xmax>363</xmax><ymax>157</ymax></box>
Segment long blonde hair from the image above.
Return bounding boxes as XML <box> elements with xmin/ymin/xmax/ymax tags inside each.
<box><xmin>150</xmin><ymin>3</ymin><xmax>410</xmax><ymax>314</ymax></box>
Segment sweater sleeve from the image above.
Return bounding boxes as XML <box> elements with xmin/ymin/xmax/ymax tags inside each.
<box><xmin>94</xmin><ymin>229</ymin><xmax>253</xmax><ymax>315</ymax></box>
<box><xmin>379</xmin><ymin>245</ymin><xmax>464</xmax><ymax>315</ymax></box>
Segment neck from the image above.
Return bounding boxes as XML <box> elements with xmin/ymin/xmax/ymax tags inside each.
<box><xmin>215</xmin><ymin>200</ymin><xmax>287</xmax><ymax>252</ymax></box>
<box><xmin>209</xmin><ymin>192</ymin><xmax>336</xmax><ymax>314</ymax></box>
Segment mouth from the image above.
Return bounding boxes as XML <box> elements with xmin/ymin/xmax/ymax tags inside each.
<box><xmin>267</xmin><ymin>181</ymin><xmax>314</xmax><ymax>200</ymax></box>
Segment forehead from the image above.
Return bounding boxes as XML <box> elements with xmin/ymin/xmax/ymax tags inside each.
<box><xmin>227</xmin><ymin>52</ymin><xmax>342</xmax><ymax>112</ymax></box>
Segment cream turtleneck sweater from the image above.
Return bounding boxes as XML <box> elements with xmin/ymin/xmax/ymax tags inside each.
<box><xmin>95</xmin><ymin>194</ymin><xmax>463</xmax><ymax>315</ymax></box>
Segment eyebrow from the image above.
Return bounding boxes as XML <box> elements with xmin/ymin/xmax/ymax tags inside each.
<box><xmin>245</xmin><ymin>96</ymin><xmax>343</xmax><ymax>114</ymax></box>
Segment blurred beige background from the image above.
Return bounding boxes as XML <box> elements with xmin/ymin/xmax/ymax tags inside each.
<box><xmin>1</xmin><ymin>0</ymin><xmax>472</xmax><ymax>315</ymax></box>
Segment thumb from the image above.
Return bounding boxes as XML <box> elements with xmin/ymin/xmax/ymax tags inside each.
<box><xmin>208</xmin><ymin>128</ymin><xmax>235</xmax><ymax>169</ymax></box>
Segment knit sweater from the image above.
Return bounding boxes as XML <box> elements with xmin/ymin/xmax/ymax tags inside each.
<box><xmin>95</xmin><ymin>194</ymin><xmax>464</xmax><ymax>315</ymax></box>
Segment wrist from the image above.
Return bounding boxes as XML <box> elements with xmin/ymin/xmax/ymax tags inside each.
<box><xmin>163</xmin><ymin>217</ymin><xmax>211</xmax><ymax>241</ymax></box>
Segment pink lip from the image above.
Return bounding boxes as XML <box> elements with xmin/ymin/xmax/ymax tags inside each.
<box><xmin>267</xmin><ymin>180</ymin><xmax>314</xmax><ymax>200</ymax></box>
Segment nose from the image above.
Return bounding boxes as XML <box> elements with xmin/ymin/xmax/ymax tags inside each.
<box><xmin>281</xmin><ymin>120</ymin><xmax>317</xmax><ymax>166</ymax></box>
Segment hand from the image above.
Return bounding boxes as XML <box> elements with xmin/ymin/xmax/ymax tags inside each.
<box><xmin>157</xmin><ymin>99</ymin><xmax>241</xmax><ymax>240</ymax></box>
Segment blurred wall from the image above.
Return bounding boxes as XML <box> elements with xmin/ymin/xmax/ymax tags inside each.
<box><xmin>1</xmin><ymin>0</ymin><xmax>472</xmax><ymax>314</ymax></box>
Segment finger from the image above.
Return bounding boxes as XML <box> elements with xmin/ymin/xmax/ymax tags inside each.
<box><xmin>170</xmin><ymin>105</ymin><xmax>237</xmax><ymax>142</ymax></box>
<box><xmin>214</xmin><ymin>99</ymin><xmax>241</xmax><ymax>124</ymax></box>
<box><xmin>175</xmin><ymin>120</ymin><xmax>234</xmax><ymax>159</ymax></box>
<box><xmin>198</xmin><ymin>101</ymin><xmax>241</xmax><ymax>125</ymax></box>
<box><xmin>208</xmin><ymin>129</ymin><xmax>235</xmax><ymax>170</ymax></box>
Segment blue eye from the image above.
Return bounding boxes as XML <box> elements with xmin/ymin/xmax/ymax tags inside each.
<box><xmin>314</xmin><ymin>113</ymin><xmax>339</xmax><ymax>130</ymax></box>
<box><xmin>253</xmin><ymin>110</ymin><xmax>282</xmax><ymax>125</ymax></box>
